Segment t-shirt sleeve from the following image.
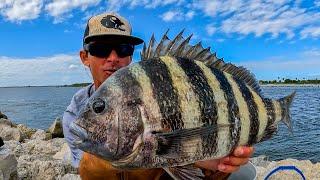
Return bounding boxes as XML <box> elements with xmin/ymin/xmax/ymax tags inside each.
<box><xmin>62</xmin><ymin>109</ymin><xmax>83</xmax><ymax>168</ymax></box>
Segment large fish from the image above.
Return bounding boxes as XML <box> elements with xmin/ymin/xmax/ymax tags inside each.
<box><xmin>70</xmin><ymin>30</ymin><xmax>295</xmax><ymax>179</ymax></box>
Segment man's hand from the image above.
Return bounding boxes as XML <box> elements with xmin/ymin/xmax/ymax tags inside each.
<box><xmin>195</xmin><ymin>146</ymin><xmax>254</xmax><ymax>173</ymax></box>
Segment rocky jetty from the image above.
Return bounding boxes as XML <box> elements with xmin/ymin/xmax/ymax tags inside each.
<box><xmin>0</xmin><ymin>118</ymin><xmax>79</xmax><ymax>180</ymax></box>
<box><xmin>0</xmin><ymin>116</ymin><xmax>319</xmax><ymax>179</ymax></box>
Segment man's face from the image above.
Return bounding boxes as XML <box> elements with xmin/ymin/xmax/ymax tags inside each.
<box><xmin>81</xmin><ymin>41</ymin><xmax>133</xmax><ymax>88</ymax></box>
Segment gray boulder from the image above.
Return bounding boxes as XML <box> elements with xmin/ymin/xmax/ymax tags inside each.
<box><xmin>16</xmin><ymin>124</ymin><xmax>37</xmax><ymax>140</ymax></box>
<box><xmin>47</xmin><ymin>117</ymin><xmax>64</xmax><ymax>138</ymax></box>
<box><xmin>60</xmin><ymin>174</ymin><xmax>80</xmax><ymax>180</ymax></box>
<box><xmin>15</xmin><ymin>138</ymin><xmax>66</xmax><ymax>158</ymax></box>
<box><xmin>0</xmin><ymin>137</ymin><xmax>3</xmax><ymax>147</ymax></box>
<box><xmin>0</xmin><ymin>118</ymin><xmax>14</xmax><ymax>126</ymax></box>
<box><xmin>18</xmin><ymin>155</ymin><xmax>77</xmax><ymax>180</ymax></box>
<box><xmin>0</xmin><ymin>119</ymin><xmax>22</xmax><ymax>142</ymax></box>
<box><xmin>53</xmin><ymin>143</ymin><xmax>72</xmax><ymax>165</ymax></box>
<box><xmin>30</xmin><ymin>129</ymin><xmax>52</xmax><ymax>141</ymax></box>
<box><xmin>0</xmin><ymin>112</ymin><xmax>8</xmax><ymax>119</ymax></box>
<box><xmin>0</xmin><ymin>145</ymin><xmax>18</xmax><ymax>180</ymax></box>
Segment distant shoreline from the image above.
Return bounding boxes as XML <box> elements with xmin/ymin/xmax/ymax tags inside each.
<box><xmin>1</xmin><ymin>83</ymin><xmax>320</xmax><ymax>88</ymax></box>
<box><xmin>0</xmin><ymin>83</ymin><xmax>91</xmax><ymax>88</ymax></box>
<box><xmin>261</xmin><ymin>84</ymin><xmax>320</xmax><ymax>87</ymax></box>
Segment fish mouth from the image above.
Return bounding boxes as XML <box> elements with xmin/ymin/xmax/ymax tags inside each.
<box><xmin>69</xmin><ymin>121</ymin><xmax>118</xmax><ymax>160</ymax></box>
<box><xmin>69</xmin><ymin>122</ymin><xmax>89</xmax><ymax>144</ymax></box>
<box><xmin>111</xmin><ymin>134</ymin><xmax>143</xmax><ymax>168</ymax></box>
<box><xmin>111</xmin><ymin>142</ymin><xmax>142</xmax><ymax>168</ymax></box>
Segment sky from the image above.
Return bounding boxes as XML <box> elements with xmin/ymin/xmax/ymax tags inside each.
<box><xmin>0</xmin><ymin>0</ymin><xmax>319</xmax><ymax>87</ymax></box>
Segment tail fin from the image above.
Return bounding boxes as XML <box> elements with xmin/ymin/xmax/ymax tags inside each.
<box><xmin>278</xmin><ymin>91</ymin><xmax>296</xmax><ymax>134</ymax></box>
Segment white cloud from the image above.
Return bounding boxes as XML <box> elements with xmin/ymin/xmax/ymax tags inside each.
<box><xmin>185</xmin><ymin>10</ymin><xmax>195</xmax><ymax>20</ymax></box>
<box><xmin>302</xmin><ymin>48</ymin><xmax>320</xmax><ymax>57</ymax></box>
<box><xmin>106</xmin><ymin>0</ymin><xmax>184</xmax><ymax>11</ymax></box>
<box><xmin>315</xmin><ymin>0</ymin><xmax>320</xmax><ymax>7</ymax></box>
<box><xmin>144</xmin><ymin>0</ymin><xmax>184</xmax><ymax>8</ymax></box>
<box><xmin>161</xmin><ymin>10</ymin><xmax>182</xmax><ymax>22</ymax></box>
<box><xmin>192</xmin><ymin>0</ymin><xmax>320</xmax><ymax>39</ymax></box>
<box><xmin>160</xmin><ymin>9</ymin><xmax>195</xmax><ymax>22</ymax></box>
<box><xmin>45</xmin><ymin>0</ymin><xmax>100</xmax><ymax>22</ymax></box>
<box><xmin>300</xmin><ymin>26</ymin><xmax>320</xmax><ymax>39</ymax></box>
<box><xmin>206</xmin><ymin>24</ymin><xmax>216</xmax><ymax>36</ymax></box>
<box><xmin>0</xmin><ymin>54</ymin><xmax>91</xmax><ymax>87</ymax></box>
<box><xmin>0</xmin><ymin>0</ymin><xmax>43</xmax><ymax>22</ymax></box>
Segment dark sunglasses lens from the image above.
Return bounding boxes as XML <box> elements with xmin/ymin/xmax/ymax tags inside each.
<box><xmin>116</xmin><ymin>44</ymin><xmax>134</xmax><ymax>58</ymax></box>
<box><xmin>88</xmin><ymin>44</ymin><xmax>112</xmax><ymax>58</ymax></box>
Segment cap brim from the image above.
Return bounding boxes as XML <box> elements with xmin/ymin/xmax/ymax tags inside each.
<box><xmin>84</xmin><ymin>35</ymin><xmax>144</xmax><ymax>45</ymax></box>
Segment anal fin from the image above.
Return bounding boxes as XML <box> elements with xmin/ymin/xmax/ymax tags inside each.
<box><xmin>164</xmin><ymin>164</ymin><xmax>204</xmax><ymax>180</ymax></box>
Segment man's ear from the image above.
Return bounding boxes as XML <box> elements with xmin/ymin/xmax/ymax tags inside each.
<box><xmin>80</xmin><ymin>50</ymin><xmax>90</xmax><ymax>67</ymax></box>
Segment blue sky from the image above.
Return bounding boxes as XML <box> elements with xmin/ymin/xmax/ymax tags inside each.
<box><xmin>0</xmin><ymin>0</ymin><xmax>319</xmax><ymax>87</ymax></box>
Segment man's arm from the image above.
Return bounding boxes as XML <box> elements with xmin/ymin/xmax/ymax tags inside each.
<box><xmin>195</xmin><ymin>146</ymin><xmax>254</xmax><ymax>173</ymax></box>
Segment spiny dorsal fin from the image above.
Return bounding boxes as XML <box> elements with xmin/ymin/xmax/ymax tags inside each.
<box><xmin>140</xmin><ymin>30</ymin><xmax>261</xmax><ymax>93</ymax></box>
<box><xmin>210</xmin><ymin>61</ymin><xmax>262</xmax><ymax>93</ymax></box>
<box><xmin>155</xmin><ymin>29</ymin><xmax>170</xmax><ymax>57</ymax></box>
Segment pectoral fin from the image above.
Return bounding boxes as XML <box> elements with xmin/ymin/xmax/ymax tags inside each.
<box><xmin>154</xmin><ymin>124</ymin><xmax>230</xmax><ymax>158</ymax></box>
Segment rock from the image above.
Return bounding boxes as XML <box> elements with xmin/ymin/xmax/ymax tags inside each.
<box><xmin>0</xmin><ymin>145</ymin><xmax>18</xmax><ymax>180</ymax></box>
<box><xmin>53</xmin><ymin>143</ymin><xmax>72</xmax><ymax>165</ymax></box>
<box><xmin>0</xmin><ymin>112</ymin><xmax>8</xmax><ymax>119</ymax></box>
<box><xmin>253</xmin><ymin>156</ymin><xmax>320</xmax><ymax>179</ymax></box>
<box><xmin>0</xmin><ymin>118</ymin><xmax>14</xmax><ymax>127</ymax></box>
<box><xmin>17</xmin><ymin>155</ymin><xmax>77</xmax><ymax>180</ymax></box>
<box><xmin>3</xmin><ymin>140</ymin><xmax>22</xmax><ymax>157</ymax></box>
<box><xmin>47</xmin><ymin>117</ymin><xmax>64</xmax><ymax>138</ymax></box>
<box><xmin>17</xmin><ymin>124</ymin><xmax>37</xmax><ymax>140</ymax></box>
<box><xmin>31</xmin><ymin>129</ymin><xmax>52</xmax><ymax>141</ymax></box>
<box><xmin>15</xmin><ymin>138</ymin><xmax>66</xmax><ymax>157</ymax></box>
<box><xmin>60</xmin><ymin>174</ymin><xmax>80</xmax><ymax>180</ymax></box>
<box><xmin>0</xmin><ymin>137</ymin><xmax>3</xmax><ymax>147</ymax></box>
<box><xmin>0</xmin><ymin>120</ymin><xmax>22</xmax><ymax>141</ymax></box>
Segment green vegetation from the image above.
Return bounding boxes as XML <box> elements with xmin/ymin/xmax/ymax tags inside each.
<box><xmin>62</xmin><ymin>83</ymin><xmax>91</xmax><ymax>87</ymax></box>
<box><xmin>259</xmin><ymin>78</ymin><xmax>320</xmax><ymax>84</ymax></box>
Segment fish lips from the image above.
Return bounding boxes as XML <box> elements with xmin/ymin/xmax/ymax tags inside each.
<box><xmin>70</xmin><ymin>122</ymin><xmax>88</xmax><ymax>141</ymax></box>
<box><xmin>69</xmin><ymin>122</ymin><xmax>117</xmax><ymax>160</ymax></box>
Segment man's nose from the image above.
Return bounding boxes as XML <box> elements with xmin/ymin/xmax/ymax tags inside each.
<box><xmin>106</xmin><ymin>50</ymin><xmax>119</xmax><ymax>63</ymax></box>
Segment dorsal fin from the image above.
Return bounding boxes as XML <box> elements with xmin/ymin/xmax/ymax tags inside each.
<box><xmin>140</xmin><ymin>30</ymin><xmax>261</xmax><ymax>93</ymax></box>
<box><xmin>210</xmin><ymin>61</ymin><xmax>261</xmax><ymax>93</ymax></box>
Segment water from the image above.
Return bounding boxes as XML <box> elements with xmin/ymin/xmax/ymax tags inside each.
<box><xmin>254</xmin><ymin>86</ymin><xmax>320</xmax><ymax>163</ymax></box>
<box><xmin>0</xmin><ymin>86</ymin><xmax>81</xmax><ymax>129</ymax></box>
<box><xmin>0</xmin><ymin>86</ymin><xmax>319</xmax><ymax>162</ymax></box>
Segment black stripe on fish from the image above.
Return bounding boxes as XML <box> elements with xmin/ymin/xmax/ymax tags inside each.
<box><xmin>233</xmin><ymin>77</ymin><xmax>259</xmax><ymax>145</ymax></box>
<box><xmin>140</xmin><ymin>58</ymin><xmax>184</xmax><ymax>131</ymax></box>
<box><xmin>176</xmin><ymin>57</ymin><xmax>218</xmax><ymax>156</ymax></box>
<box><xmin>211</xmin><ymin>69</ymin><xmax>241</xmax><ymax>150</ymax></box>
<box><xmin>260</xmin><ymin>99</ymin><xmax>277</xmax><ymax>141</ymax></box>
<box><xmin>113</xmin><ymin>70</ymin><xmax>144</xmax><ymax>157</ymax></box>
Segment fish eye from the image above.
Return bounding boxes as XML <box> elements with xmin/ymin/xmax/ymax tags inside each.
<box><xmin>92</xmin><ymin>98</ymin><xmax>106</xmax><ymax>114</ymax></box>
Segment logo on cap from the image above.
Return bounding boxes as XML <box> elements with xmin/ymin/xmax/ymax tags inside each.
<box><xmin>101</xmin><ymin>15</ymin><xmax>125</xmax><ymax>31</ymax></box>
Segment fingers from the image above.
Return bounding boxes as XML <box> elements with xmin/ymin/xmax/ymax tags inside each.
<box><xmin>194</xmin><ymin>159</ymin><xmax>219</xmax><ymax>170</ymax></box>
<box><xmin>194</xmin><ymin>146</ymin><xmax>255</xmax><ymax>174</ymax></box>
<box><xmin>220</xmin><ymin>155</ymin><xmax>250</xmax><ymax>166</ymax></box>
<box><xmin>233</xmin><ymin>146</ymin><xmax>254</xmax><ymax>158</ymax></box>
<box><xmin>217</xmin><ymin>164</ymin><xmax>240</xmax><ymax>173</ymax></box>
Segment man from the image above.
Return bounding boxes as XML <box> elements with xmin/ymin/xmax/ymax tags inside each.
<box><xmin>63</xmin><ymin>12</ymin><xmax>254</xmax><ymax>179</ymax></box>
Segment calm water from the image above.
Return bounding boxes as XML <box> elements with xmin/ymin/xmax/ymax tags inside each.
<box><xmin>0</xmin><ymin>86</ymin><xmax>319</xmax><ymax>162</ymax></box>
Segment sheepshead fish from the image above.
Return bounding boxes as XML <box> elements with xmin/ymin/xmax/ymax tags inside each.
<box><xmin>70</xmin><ymin>30</ymin><xmax>295</xmax><ymax>179</ymax></box>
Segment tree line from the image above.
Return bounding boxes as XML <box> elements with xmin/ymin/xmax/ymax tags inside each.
<box><xmin>259</xmin><ymin>78</ymin><xmax>320</xmax><ymax>84</ymax></box>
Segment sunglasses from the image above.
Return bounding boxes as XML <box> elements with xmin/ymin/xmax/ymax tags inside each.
<box><xmin>84</xmin><ymin>43</ymin><xmax>134</xmax><ymax>58</ymax></box>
